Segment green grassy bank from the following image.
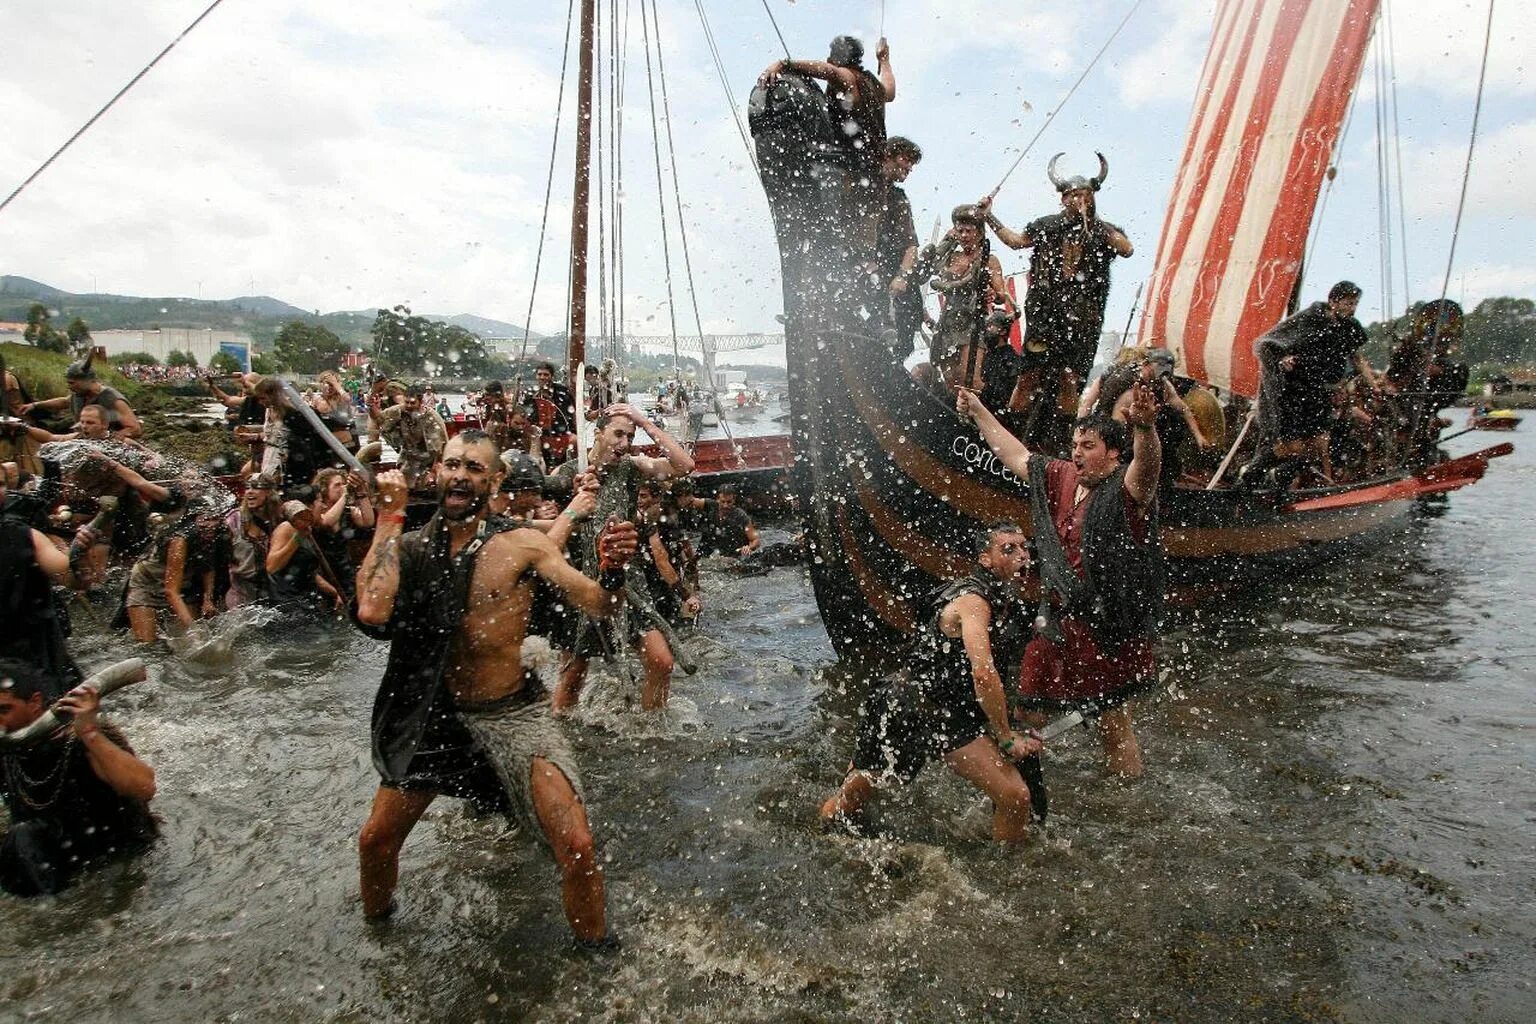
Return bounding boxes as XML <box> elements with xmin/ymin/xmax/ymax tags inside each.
<box><xmin>3</xmin><ymin>342</ymin><xmax>244</xmax><ymax>471</ymax></box>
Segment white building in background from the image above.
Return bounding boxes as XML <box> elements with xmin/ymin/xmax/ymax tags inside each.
<box><xmin>92</xmin><ymin>328</ymin><xmax>253</xmax><ymax>368</ymax></box>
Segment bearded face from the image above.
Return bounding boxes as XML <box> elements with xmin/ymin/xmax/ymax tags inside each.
<box><xmin>436</xmin><ymin>437</ymin><xmax>500</xmax><ymax>521</ymax></box>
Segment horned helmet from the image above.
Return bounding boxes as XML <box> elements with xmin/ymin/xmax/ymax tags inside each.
<box><xmin>1047</xmin><ymin>152</ymin><xmax>1109</xmax><ymax>195</ymax></box>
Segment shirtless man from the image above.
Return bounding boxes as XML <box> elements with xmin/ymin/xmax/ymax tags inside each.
<box><xmin>354</xmin><ymin>431</ymin><xmax>637</xmax><ymax>944</ymax></box>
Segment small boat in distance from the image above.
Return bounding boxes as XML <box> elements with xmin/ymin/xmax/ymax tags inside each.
<box><xmin>1468</xmin><ymin>407</ymin><xmax>1521</xmax><ymax>431</ymax></box>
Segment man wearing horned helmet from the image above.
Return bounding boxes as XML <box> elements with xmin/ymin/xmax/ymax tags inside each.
<box><xmin>980</xmin><ymin>153</ymin><xmax>1133</xmax><ymax>447</ymax></box>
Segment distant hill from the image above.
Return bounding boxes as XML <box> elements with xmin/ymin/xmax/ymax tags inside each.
<box><xmin>0</xmin><ymin>276</ymin><xmax>544</xmax><ymax>349</ymax></box>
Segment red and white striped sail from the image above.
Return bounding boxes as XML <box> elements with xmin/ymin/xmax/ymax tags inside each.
<box><xmin>1139</xmin><ymin>0</ymin><xmax>1378</xmax><ymax>397</ymax></box>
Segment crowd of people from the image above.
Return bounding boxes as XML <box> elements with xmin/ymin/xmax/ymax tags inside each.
<box><xmin>0</xmin><ymin>29</ymin><xmax>1476</xmax><ymax>957</ymax></box>
<box><xmin>1</xmin><ymin>353</ymin><xmax>775</xmax><ymax>950</ymax></box>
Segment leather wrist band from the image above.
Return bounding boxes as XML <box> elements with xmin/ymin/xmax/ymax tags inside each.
<box><xmin>380</xmin><ymin>512</ymin><xmax>407</xmax><ymax>524</ymax></box>
<box><xmin>597</xmin><ymin>565</ymin><xmax>626</xmax><ymax>592</ymax></box>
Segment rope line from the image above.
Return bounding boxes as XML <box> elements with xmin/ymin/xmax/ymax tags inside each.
<box><xmin>758</xmin><ymin>0</ymin><xmax>793</xmax><ymax>59</ymax></box>
<box><xmin>651</xmin><ymin>0</ymin><xmax>744</xmax><ymax>463</ymax></box>
<box><xmin>1437</xmin><ymin>0</ymin><xmax>1496</xmax><ymax>308</ymax></box>
<box><xmin>516</xmin><ymin>0</ymin><xmax>580</xmax><ymax>389</ymax></box>
<box><xmin>638</xmin><ymin>0</ymin><xmax>683</xmax><ymax>370</ymax></box>
<box><xmin>693</xmin><ymin>0</ymin><xmax>760</xmax><ymax>172</ymax></box>
<box><xmin>986</xmin><ymin>0</ymin><xmax>1146</xmax><ymax>198</ymax></box>
<box><xmin>1384</xmin><ymin>0</ymin><xmax>1411</xmax><ymax>302</ymax></box>
<box><xmin>0</xmin><ymin>0</ymin><xmax>230</xmax><ymax>218</ymax></box>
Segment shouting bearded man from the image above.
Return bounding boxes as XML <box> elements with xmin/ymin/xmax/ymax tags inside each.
<box><xmin>353</xmin><ymin>430</ymin><xmax>638</xmax><ymax>946</ymax></box>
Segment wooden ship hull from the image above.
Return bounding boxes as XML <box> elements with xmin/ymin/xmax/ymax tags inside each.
<box><xmin>750</xmin><ymin>0</ymin><xmax>1509</xmax><ymax>659</ymax></box>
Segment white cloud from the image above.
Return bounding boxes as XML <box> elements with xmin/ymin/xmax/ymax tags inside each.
<box><xmin>0</xmin><ymin>0</ymin><xmax>1528</xmax><ymax>345</ymax></box>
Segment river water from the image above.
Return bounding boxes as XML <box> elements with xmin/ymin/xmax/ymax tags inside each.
<box><xmin>4</xmin><ymin>432</ymin><xmax>1532</xmax><ymax>1023</ymax></box>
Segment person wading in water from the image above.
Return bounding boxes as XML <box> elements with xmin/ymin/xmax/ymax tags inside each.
<box><xmin>958</xmin><ymin>385</ymin><xmax>1163</xmax><ymax>778</ymax></box>
<box><xmin>353</xmin><ymin>431</ymin><xmax>638</xmax><ymax>945</ymax></box>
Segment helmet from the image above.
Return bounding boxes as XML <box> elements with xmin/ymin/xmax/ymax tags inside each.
<box><xmin>1047</xmin><ymin>151</ymin><xmax>1109</xmax><ymax>193</ymax></box>
<box><xmin>499</xmin><ymin>451</ymin><xmax>546</xmax><ymax>494</ymax></box>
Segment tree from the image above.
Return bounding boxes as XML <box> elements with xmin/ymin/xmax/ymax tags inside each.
<box><xmin>369</xmin><ymin>304</ymin><xmax>490</xmax><ymax>375</ymax></box>
<box><xmin>23</xmin><ymin>303</ymin><xmax>68</xmax><ymax>353</ymax></box>
<box><xmin>251</xmin><ymin>352</ymin><xmax>279</xmax><ymax>375</ymax></box>
<box><xmin>166</xmin><ymin>350</ymin><xmax>198</xmax><ymax>368</ymax></box>
<box><xmin>65</xmin><ymin>317</ymin><xmax>92</xmax><ymax>353</ymax></box>
<box><xmin>113</xmin><ymin>351</ymin><xmax>160</xmax><ymax>366</ymax></box>
<box><xmin>1463</xmin><ymin>297</ymin><xmax>1536</xmax><ymax>366</ymax></box>
<box><xmin>273</xmin><ymin>320</ymin><xmax>348</xmax><ymax>374</ymax></box>
<box><xmin>209</xmin><ymin>351</ymin><xmax>243</xmax><ymax>374</ymax></box>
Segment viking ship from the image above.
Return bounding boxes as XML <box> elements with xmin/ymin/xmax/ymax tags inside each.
<box><xmin>753</xmin><ymin>0</ymin><xmax>1510</xmax><ymax>660</ymax></box>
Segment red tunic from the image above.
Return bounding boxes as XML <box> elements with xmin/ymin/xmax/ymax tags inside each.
<box><xmin>1017</xmin><ymin>459</ymin><xmax>1156</xmax><ymax>703</ymax></box>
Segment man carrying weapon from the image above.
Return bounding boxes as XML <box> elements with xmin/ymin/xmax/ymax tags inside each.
<box><xmin>353</xmin><ymin>432</ymin><xmax>638</xmax><ymax>944</ymax></box>
<box><xmin>981</xmin><ymin>153</ymin><xmax>1133</xmax><ymax>448</ymax></box>
<box><xmin>920</xmin><ymin>205</ymin><xmax>1015</xmax><ymax>393</ymax></box>
<box><xmin>818</xmin><ymin>520</ymin><xmax>1043</xmax><ymax>843</ymax></box>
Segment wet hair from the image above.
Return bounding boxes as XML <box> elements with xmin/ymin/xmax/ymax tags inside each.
<box><xmin>313</xmin><ymin>467</ymin><xmax>346</xmax><ymax>496</ymax></box>
<box><xmin>1075</xmin><ymin>413</ymin><xmax>1129</xmax><ymax>454</ymax></box>
<box><xmin>671</xmin><ymin>478</ymin><xmax>696</xmax><ymax>498</ymax></box>
<box><xmin>951</xmin><ymin>204</ymin><xmax>984</xmax><ymax>227</ymax></box>
<box><xmin>405</xmin><ymin>383</ymin><xmax>427</xmax><ymax>399</ymax></box>
<box><xmin>595</xmin><ymin>410</ymin><xmax>635</xmax><ymax>432</ymax></box>
<box><xmin>716</xmin><ymin>483</ymin><xmax>738</xmax><ymax>498</ymax></box>
<box><xmin>1328</xmin><ymin>280</ymin><xmax>1362</xmax><ymax>302</ymax></box>
<box><xmin>972</xmin><ymin>519</ymin><xmax>1026</xmax><ymax>556</ymax></box>
<box><xmin>500</xmin><ymin>450</ymin><xmax>545</xmax><ymax>493</ymax></box>
<box><xmin>537</xmin><ymin>361</ymin><xmax>557</xmax><ymax>374</ymax></box>
<box><xmin>827</xmin><ymin>35</ymin><xmax>863</xmax><ymax>68</ymax></box>
<box><xmin>484</xmin><ymin>380</ymin><xmax>504</xmax><ymax>394</ymax></box>
<box><xmin>253</xmin><ymin>377</ymin><xmax>284</xmax><ymax>402</ymax></box>
<box><xmin>886</xmin><ymin>136</ymin><xmax>922</xmax><ymax>163</ymax></box>
<box><xmin>451</xmin><ymin>428</ymin><xmax>497</xmax><ymax>456</ymax></box>
<box><xmin>0</xmin><ymin>658</ymin><xmax>50</xmax><ymax>703</ymax></box>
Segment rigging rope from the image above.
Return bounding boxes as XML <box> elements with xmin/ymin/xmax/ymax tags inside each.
<box><xmin>0</xmin><ymin>0</ymin><xmax>230</xmax><ymax>218</ymax></box>
<box><xmin>693</xmin><ymin>0</ymin><xmax>760</xmax><ymax>173</ymax></box>
<box><xmin>985</xmin><ymin>0</ymin><xmax>1146</xmax><ymax>199</ymax></box>
<box><xmin>638</xmin><ymin>0</ymin><xmax>684</xmax><ymax>372</ymax></box>
<box><xmin>1373</xmin><ymin>30</ymin><xmax>1394</xmax><ymax>320</ymax></box>
<box><xmin>1384</xmin><ymin>0</ymin><xmax>1411</xmax><ymax>304</ymax></box>
<box><xmin>758</xmin><ymin>0</ymin><xmax>793</xmax><ymax>60</ymax></box>
<box><xmin>516</xmin><ymin>0</ymin><xmax>580</xmax><ymax>388</ymax></box>
<box><xmin>1437</xmin><ymin>0</ymin><xmax>1496</xmax><ymax>309</ymax></box>
<box><xmin>650</xmin><ymin>0</ymin><xmax>744</xmax><ymax>463</ymax></box>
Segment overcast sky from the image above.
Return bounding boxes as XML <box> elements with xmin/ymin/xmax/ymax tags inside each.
<box><xmin>1</xmin><ymin>0</ymin><xmax>1529</xmax><ymax>363</ymax></box>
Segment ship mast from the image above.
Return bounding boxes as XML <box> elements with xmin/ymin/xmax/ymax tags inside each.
<box><xmin>566</xmin><ymin>0</ymin><xmax>597</xmax><ymax>391</ymax></box>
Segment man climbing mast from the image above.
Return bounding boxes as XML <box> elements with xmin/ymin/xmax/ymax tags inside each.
<box><xmin>981</xmin><ymin>153</ymin><xmax>1133</xmax><ymax>449</ymax></box>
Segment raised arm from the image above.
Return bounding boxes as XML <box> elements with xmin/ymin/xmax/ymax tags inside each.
<box><xmin>354</xmin><ymin>470</ymin><xmax>410</xmax><ymax>626</ymax></box>
<box><xmin>876</xmin><ymin>37</ymin><xmax>895</xmax><ymax>100</ymax></box>
<box><xmin>957</xmin><ymin>388</ymin><xmax>1034</xmax><ymax>477</ymax></box>
<box><xmin>1121</xmin><ymin>383</ymin><xmax>1163</xmax><ymax>508</ymax></box>
<box><xmin>760</xmin><ymin>58</ymin><xmax>859</xmax><ymax>92</ymax></box>
<box><xmin>54</xmin><ymin>686</ymin><xmax>156</xmax><ymax>802</ymax></box>
<box><xmin>86</xmin><ymin>454</ymin><xmax>172</xmax><ymax>506</ymax></box>
<box><xmin>609</xmin><ymin>403</ymin><xmax>695</xmax><ymax>478</ymax></box>
<box><xmin>979</xmin><ymin>200</ymin><xmax>1033</xmax><ymax>251</ymax></box>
